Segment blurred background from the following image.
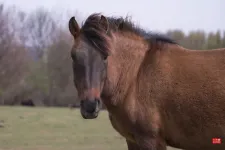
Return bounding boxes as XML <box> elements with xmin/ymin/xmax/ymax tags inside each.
<box><xmin>0</xmin><ymin>0</ymin><xmax>224</xmax><ymax>150</ymax></box>
<box><xmin>0</xmin><ymin>0</ymin><xmax>224</xmax><ymax>107</ymax></box>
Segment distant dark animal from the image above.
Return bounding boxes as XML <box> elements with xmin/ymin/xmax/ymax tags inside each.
<box><xmin>21</xmin><ymin>99</ymin><xmax>35</xmax><ymax>107</ymax></box>
<box><xmin>68</xmin><ymin>13</ymin><xmax>225</xmax><ymax>150</ymax></box>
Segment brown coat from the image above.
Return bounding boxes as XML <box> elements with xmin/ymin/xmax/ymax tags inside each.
<box><xmin>106</xmin><ymin>38</ymin><xmax>225</xmax><ymax>150</ymax></box>
<box><xmin>69</xmin><ymin>13</ymin><xmax>225</xmax><ymax>150</ymax></box>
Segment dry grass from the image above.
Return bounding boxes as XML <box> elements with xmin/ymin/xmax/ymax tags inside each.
<box><xmin>0</xmin><ymin>106</ymin><xmax>179</xmax><ymax>150</ymax></box>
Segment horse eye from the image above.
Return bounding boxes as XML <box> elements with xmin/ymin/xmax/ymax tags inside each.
<box><xmin>103</xmin><ymin>54</ymin><xmax>108</xmax><ymax>60</ymax></box>
<box><xmin>71</xmin><ymin>53</ymin><xmax>76</xmax><ymax>60</ymax></box>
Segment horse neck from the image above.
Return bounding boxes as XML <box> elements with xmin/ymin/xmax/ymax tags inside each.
<box><xmin>102</xmin><ymin>32</ymin><xmax>148</xmax><ymax>107</ymax></box>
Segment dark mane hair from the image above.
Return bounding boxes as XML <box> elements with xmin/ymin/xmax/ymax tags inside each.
<box><xmin>81</xmin><ymin>13</ymin><xmax>177</xmax><ymax>54</ymax></box>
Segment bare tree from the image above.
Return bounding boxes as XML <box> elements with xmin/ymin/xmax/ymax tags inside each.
<box><xmin>0</xmin><ymin>4</ymin><xmax>29</xmax><ymax>104</ymax></box>
<box><xmin>23</xmin><ymin>8</ymin><xmax>56</xmax><ymax>59</ymax></box>
<box><xmin>46</xmin><ymin>28</ymin><xmax>77</xmax><ymax>106</ymax></box>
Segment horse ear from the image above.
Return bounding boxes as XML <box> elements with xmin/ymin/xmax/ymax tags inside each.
<box><xmin>69</xmin><ymin>16</ymin><xmax>80</xmax><ymax>38</ymax></box>
<box><xmin>99</xmin><ymin>15</ymin><xmax>109</xmax><ymax>32</ymax></box>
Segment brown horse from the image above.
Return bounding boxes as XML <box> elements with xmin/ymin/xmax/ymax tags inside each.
<box><xmin>68</xmin><ymin>13</ymin><xmax>225</xmax><ymax>150</ymax></box>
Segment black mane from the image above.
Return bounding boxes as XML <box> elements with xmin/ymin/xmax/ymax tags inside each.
<box><xmin>81</xmin><ymin>13</ymin><xmax>177</xmax><ymax>54</ymax></box>
<box><xmin>106</xmin><ymin>16</ymin><xmax>177</xmax><ymax>44</ymax></box>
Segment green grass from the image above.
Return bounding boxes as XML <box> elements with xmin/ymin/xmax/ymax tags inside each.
<box><xmin>0</xmin><ymin>106</ymin><xmax>179</xmax><ymax>150</ymax></box>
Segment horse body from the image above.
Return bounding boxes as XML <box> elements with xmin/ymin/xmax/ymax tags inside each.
<box><xmin>160</xmin><ymin>47</ymin><xmax>225</xmax><ymax>150</ymax></box>
<box><xmin>105</xmin><ymin>34</ymin><xmax>225</xmax><ymax>149</ymax></box>
<box><xmin>68</xmin><ymin>13</ymin><xmax>225</xmax><ymax>150</ymax></box>
<box><xmin>106</xmin><ymin>43</ymin><xmax>225</xmax><ymax>149</ymax></box>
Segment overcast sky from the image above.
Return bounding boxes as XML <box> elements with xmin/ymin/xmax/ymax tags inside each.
<box><xmin>0</xmin><ymin>0</ymin><xmax>224</xmax><ymax>34</ymax></box>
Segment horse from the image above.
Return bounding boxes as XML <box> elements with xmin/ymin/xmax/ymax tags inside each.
<box><xmin>68</xmin><ymin>13</ymin><xmax>225</xmax><ymax>150</ymax></box>
<box><xmin>21</xmin><ymin>99</ymin><xmax>35</xmax><ymax>107</ymax></box>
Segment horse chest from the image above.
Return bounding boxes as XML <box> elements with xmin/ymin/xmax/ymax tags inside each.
<box><xmin>108</xmin><ymin>113</ymin><xmax>135</xmax><ymax>142</ymax></box>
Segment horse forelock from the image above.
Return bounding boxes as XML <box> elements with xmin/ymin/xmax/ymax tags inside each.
<box><xmin>81</xmin><ymin>13</ymin><xmax>111</xmax><ymax>56</ymax></box>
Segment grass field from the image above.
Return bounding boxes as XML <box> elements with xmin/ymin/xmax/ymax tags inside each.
<box><xmin>0</xmin><ymin>106</ymin><xmax>179</xmax><ymax>150</ymax></box>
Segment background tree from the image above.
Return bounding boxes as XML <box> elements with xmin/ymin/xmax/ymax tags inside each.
<box><xmin>0</xmin><ymin>3</ymin><xmax>224</xmax><ymax>107</ymax></box>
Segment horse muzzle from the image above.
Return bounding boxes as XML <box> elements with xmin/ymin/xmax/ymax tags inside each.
<box><xmin>80</xmin><ymin>98</ymin><xmax>101</xmax><ymax>119</ymax></box>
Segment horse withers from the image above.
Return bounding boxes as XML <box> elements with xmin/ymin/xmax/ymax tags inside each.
<box><xmin>68</xmin><ymin>13</ymin><xmax>225</xmax><ymax>150</ymax></box>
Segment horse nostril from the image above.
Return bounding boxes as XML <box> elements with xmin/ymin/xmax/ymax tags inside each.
<box><xmin>95</xmin><ymin>99</ymin><xmax>101</xmax><ymax>105</ymax></box>
<box><xmin>82</xmin><ymin>100</ymin><xmax>97</xmax><ymax>114</ymax></box>
<box><xmin>80</xmin><ymin>100</ymin><xmax>84</xmax><ymax>105</ymax></box>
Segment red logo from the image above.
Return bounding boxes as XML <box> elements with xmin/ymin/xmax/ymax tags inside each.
<box><xmin>212</xmin><ymin>138</ymin><xmax>221</xmax><ymax>144</ymax></box>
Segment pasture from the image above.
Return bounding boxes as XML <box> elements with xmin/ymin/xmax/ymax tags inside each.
<box><xmin>0</xmin><ymin>106</ymin><xmax>179</xmax><ymax>150</ymax></box>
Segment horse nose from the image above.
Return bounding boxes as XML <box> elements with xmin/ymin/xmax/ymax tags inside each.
<box><xmin>81</xmin><ymin>99</ymin><xmax>100</xmax><ymax>113</ymax></box>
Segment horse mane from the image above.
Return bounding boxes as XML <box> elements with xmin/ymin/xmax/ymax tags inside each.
<box><xmin>81</xmin><ymin>13</ymin><xmax>177</xmax><ymax>54</ymax></box>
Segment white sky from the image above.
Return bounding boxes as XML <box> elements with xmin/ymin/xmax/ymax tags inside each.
<box><xmin>0</xmin><ymin>0</ymin><xmax>224</xmax><ymax>34</ymax></box>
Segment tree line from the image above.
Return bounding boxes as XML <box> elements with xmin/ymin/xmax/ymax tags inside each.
<box><xmin>0</xmin><ymin>3</ymin><xmax>224</xmax><ymax>107</ymax></box>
